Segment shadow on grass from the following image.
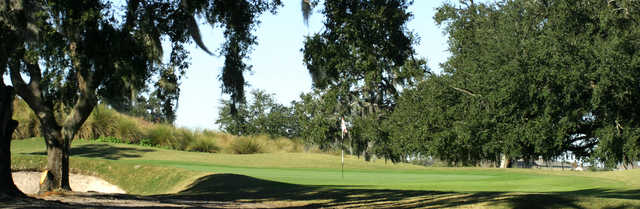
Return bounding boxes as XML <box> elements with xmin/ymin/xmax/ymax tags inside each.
<box><xmin>29</xmin><ymin>143</ymin><xmax>155</xmax><ymax>160</ymax></box>
<box><xmin>499</xmin><ymin>188</ymin><xmax>640</xmax><ymax>209</ymax></box>
<box><xmin>153</xmin><ymin>174</ymin><xmax>640</xmax><ymax>208</ymax></box>
<box><xmin>3</xmin><ymin>173</ymin><xmax>639</xmax><ymax>208</ymax></box>
<box><xmin>171</xmin><ymin>174</ymin><xmax>453</xmax><ymax>206</ymax></box>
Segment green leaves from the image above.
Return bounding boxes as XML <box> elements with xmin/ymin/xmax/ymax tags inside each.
<box><xmin>217</xmin><ymin>90</ymin><xmax>298</xmax><ymax>139</ymax></box>
<box><xmin>389</xmin><ymin>0</ymin><xmax>640</xmax><ymax>167</ymax></box>
<box><xmin>301</xmin><ymin>0</ymin><xmax>426</xmax><ymax>161</ymax></box>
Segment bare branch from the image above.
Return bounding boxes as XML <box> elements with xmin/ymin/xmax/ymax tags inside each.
<box><xmin>615</xmin><ymin>119</ymin><xmax>623</xmax><ymax>135</ymax></box>
<box><xmin>451</xmin><ymin>86</ymin><xmax>481</xmax><ymax>97</ymax></box>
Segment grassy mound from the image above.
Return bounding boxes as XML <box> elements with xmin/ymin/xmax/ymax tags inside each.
<box><xmin>12</xmin><ymin>98</ymin><xmax>303</xmax><ymax>154</ymax></box>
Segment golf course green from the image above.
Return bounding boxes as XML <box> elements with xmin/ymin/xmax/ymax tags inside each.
<box><xmin>10</xmin><ymin>138</ymin><xmax>640</xmax><ymax>208</ymax></box>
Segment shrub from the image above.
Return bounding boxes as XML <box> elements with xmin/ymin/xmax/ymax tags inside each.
<box><xmin>146</xmin><ymin>124</ymin><xmax>174</xmax><ymax>147</ymax></box>
<box><xmin>273</xmin><ymin>137</ymin><xmax>303</xmax><ymax>153</ymax></box>
<box><xmin>242</xmin><ymin>135</ymin><xmax>304</xmax><ymax>153</ymax></box>
<box><xmin>11</xmin><ymin>98</ymin><xmax>305</xmax><ymax>154</ymax></box>
<box><xmin>96</xmin><ymin>136</ymin><xmax>123</xmax><ymax>144</ymax></box>
<box><xmin>214</xmin><ymin>133</ymin><xmax>235</xmax><ymax>153</ymax></box>
<box><xmin>186</xmin><ymin>137</ymin><xmax>219</xmax><ymax>153</ymax></box>
<box><xmin>171</xmin><ymin>128</ymin><xmax>194</xmax><ymax>150</ymax></box>
<box><xmin>230</xmin><ymin>138</ymin><xmax>263</xmax><ymax>154</ymax></box>
<box><xmin>78</xmin><ymin>106</ymin><xmax>119</xmax><ymax>140</ymax></box>
<box><xmin>115</xmin><ymin>118</ymin><xmax>144</xmax><ymax>144</ymax></box>
<box><xmin>139</xmin><ymin>138</ymin><xmax>153</xmax><ymax>147</ymax></box>
<box><xmin>12</xmin><ymin>98</ymin><xmax>41</xmax><ymax>139</ymax></box>
<box><xmin>145</xmin><ymin>125</ymin><xmax>193</xmax><ymax>150</ymax></box>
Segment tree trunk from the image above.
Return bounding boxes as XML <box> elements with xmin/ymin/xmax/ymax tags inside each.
<box><xmin>39</xmin><ymin>127</ymin><xmax>71</xmax><ymax>193</ymax></box>
<box><xmin>0</xmin><ymin>85</ymin><xmax>25</xmax><ymax>199</ymax></box>
<box><xmin>500</xmin><ymin>154</ymin><xmax>511</xmax><ymax>168</ymax></box>
<box><xmin>363</xmin><ymin>141</ymin><xmax>375</xmax><ymax>162</ymax></box>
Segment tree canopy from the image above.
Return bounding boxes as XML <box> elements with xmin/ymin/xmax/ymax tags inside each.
<box><xmin>1</xmin><ymin>0</ymin><xmax>282</xmax><ymax>192</ymax></box>
<box><xmin>386</xmin><ymin>0</ymin><xmax>640</xmax><ymax>167</ymax></box>
<box><xmin>301</xmin><ymin>0</ymin><xmax>428</xmax><ymax>162</ymax></box>
<box><xmin>217</xmin><ymin>89</ymin><xmax>298</xmax><ymax>138</ymax></box>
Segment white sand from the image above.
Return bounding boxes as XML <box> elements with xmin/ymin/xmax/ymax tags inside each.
<box><xmin>12</xmin><ymin>171</ymin><xmax>126</xmax><ymax>194</ymax></box>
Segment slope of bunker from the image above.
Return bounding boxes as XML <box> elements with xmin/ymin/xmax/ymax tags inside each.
<box><xmin>12</xmin><ymin>171</ymin><xmax>126</xmax><ymax>194</ymax></box>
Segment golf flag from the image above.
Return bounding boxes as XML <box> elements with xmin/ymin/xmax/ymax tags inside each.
<box><xmin>341</xmin><ymin>117</ymin><xmax>347</xmax><ymax>137</ymax></box>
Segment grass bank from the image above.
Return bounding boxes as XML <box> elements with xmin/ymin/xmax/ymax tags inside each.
<box><xmin>12</xmin><ymin>154</ymin><xmax>206</xmax><ymax>195</ymax></box>
<box><xmin>12</xmin><ymin>98</ymin><xmax>303</xmax><ymax>154</ymax></box>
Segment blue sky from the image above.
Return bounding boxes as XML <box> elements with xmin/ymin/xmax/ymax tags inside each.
<box><xmin>174</xmin><ymin>1</ymin><xmax>451</xmax><ymax>130</ymax></box>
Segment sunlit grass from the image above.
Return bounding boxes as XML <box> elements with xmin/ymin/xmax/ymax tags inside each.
<box><xmin>12</xmin><ymin>138</ymin><xmax>633</xmax><ymax>192</ymax></box>
<box><xmin>10</xmin><ymin>138</ymin><xmax>640</xmax><ymax>208</ymax></box>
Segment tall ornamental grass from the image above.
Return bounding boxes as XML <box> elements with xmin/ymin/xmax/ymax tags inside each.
<box><xmin>12</xmin><ymin>98</ymin><xmax>302</xmax><ymax>154</ymax></box>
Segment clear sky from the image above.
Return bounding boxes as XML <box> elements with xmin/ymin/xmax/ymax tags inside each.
<box><xmin>174</xmin><ymin>1</ymin><xmax>451</xmax><ymax>130</ymax></box>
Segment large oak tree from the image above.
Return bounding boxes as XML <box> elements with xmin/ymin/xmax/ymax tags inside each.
<box><xmin>1</xmin><ymin>0</ymin><xmax>281</xmax><ymax>194</ymax></box>
<box><xmin>389</xmin><ymin>0</ymin><xmax>640</xmax><ymax>167</ymax></box>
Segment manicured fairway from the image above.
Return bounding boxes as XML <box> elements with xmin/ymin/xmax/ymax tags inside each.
<box><xmin>136</xmin><ymin>159</ymin><xmax>625</xmax><ymax>193</ymax></box>
<box><xmin>10</xmin><ymin>138</ymin><xmax>640</xmax><ymax>208</ymax></box>
<box><xmin>11</xmin><ymin>138</ymin><xmax>627</xmax><ymax>192</ymax></box>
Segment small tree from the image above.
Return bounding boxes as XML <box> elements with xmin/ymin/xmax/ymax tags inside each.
<box><xmin>217</xmin><ymin>89</ymin><xmax>298</xmax><ymax>138</ymax></box>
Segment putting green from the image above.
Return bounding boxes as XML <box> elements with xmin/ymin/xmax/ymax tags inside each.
<box><xmin>130</xmin><ymin>159</ymin><xmax>624</xmax><ymax>192</ymax></box>
<box><xmin>11</xmin><ymin>138</ymin><xmax>629</xmax><ymax>193</ymax></box>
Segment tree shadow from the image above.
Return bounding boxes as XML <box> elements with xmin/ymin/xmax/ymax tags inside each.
<box><xmin>29</xmin><ymin>143</ymin><xmax>155</xmax><ymax>160</ymax></box>
<box><xmin>502</xmin><ymin>193</ymin><xmax>586</xmax><ymax>209</ymax></box>
<box><xmin>597</xmin><ymin>189</ymin><xmax>640</xmax><ymax>200</ymax></box>
<box><xmin>153</xmin><ymin>173</ymin><xmax>640</xmax><ymax>209</ymax></box>
<box><xmin>155</xmin><ymin>173</ymin><xmax>503</xmax><ymax>208</ymax></box>
<box><xmin>494</xmin><ymin>188</ymin><xmax>640</xmax><ymax>209</ymax></box>
<box><xmin>2</xmin><ymin>174</ymin><xmax>639</xmax><ymax>208</ymax></box>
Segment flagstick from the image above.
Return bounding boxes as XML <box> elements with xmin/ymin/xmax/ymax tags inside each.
<box><xmin>341</xmin><ymin>132</ymin><xmax>344</xmax><ymax>179</ymax></box>
<box><xmin>340</xmin><ymin>117</ymin><xmax>346</xmax><ymax>179</ymax></box>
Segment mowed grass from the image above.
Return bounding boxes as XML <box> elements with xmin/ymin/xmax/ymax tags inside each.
<box><xmin>11</xmin><ymin>138</ymin><xmax>640</xmax><ymax>208</ymax></box>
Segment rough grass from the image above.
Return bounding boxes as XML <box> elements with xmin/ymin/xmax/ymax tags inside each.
<box><xmin>229</xmin><ymin>138</ymin><xmax>263</xmax><ymax>154</ymax></box>
<box><xmin>12</xmin><ymin>98</ymin><xmax>303</xmax><ymax>154</ymax></box>
<box><xmin>11</xmin><ymin>138</ymin><xmax>639</xmax><ymax>202</ymax></box>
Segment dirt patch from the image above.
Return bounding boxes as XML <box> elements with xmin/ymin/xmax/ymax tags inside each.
<box><xmin>12</xmin><ymin>172</ymin><xmax>126</xmax><ymax>194</ymax></box>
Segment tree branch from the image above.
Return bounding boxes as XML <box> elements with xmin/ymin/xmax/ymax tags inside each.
<box><xmin>615</xmin><ymin>119</ymin><xmax>623</xmax><ymax>135</ymax></box>
<box><xmin>9</xmin><ymin>59</ymin><xmax>43</xmax><ymax>113</ymax></box>
<box><xmin>25</xmin><ymin>61</ymin><xmax>42</xmax><ymax>99</ymax></box>
<box><xmin>124</xmin><ymin>0</ymin><xmax>140</xmax><ymax>32</ymax></box>
<box><xmin>451</xmin><ymin>86</ymin><xmax>481</xmax><ymax>97</ymax></box>
<box><xmin>565</xmin><ymin>135</ymin><xmax>593</xmax><ymax>144</ymax></box>
<box><xmin>9</xmin><ymin>55</ymin><xmax>64</xmax><ymax>133</ymax></box>
<box><xmin>567</xmin><ymin>140</ymin><xmax>598</xmax><ymax>153</ymax></box>
<box><xmin>61</xmin><ymin>70</ymin><xmax>96</xmax><ymax>137</ymax></box>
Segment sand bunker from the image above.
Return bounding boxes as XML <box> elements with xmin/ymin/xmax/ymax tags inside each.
<box><xmin>12</xmin><ymin>172</ymin><xmax>126</xmax><ymax>194</ymax></box>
